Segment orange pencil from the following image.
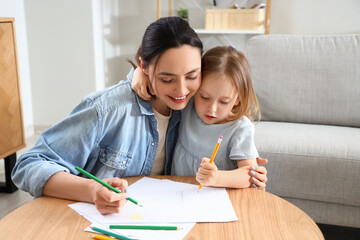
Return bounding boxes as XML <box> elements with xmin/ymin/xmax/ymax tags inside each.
<box><xmin>198</xmin><ymin>136</ymin><xmax>223</xmax><ymax>191</ymax></box>
<box><xmin>92</xmin><ymin>234</ymin><xmax>115</xmax><ymax>240</ymax></box>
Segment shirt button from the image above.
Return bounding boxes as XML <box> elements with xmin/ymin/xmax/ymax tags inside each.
<box><xmin>151</xmin><ymin>142</ymin><xmax>155</xmax><ymax>146</ymax></box>
<box><xmin>122</xmin><ymin>160</ymin><xmax>126</xmax><ymax>164</ymax></box>
<box><xmin>145</xmin><ymin>170</ymin><xmax>148</xmax><ymax>174</ymax></box>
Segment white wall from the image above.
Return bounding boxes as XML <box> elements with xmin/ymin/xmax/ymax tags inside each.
<box><xmin>106</xmin><ymin>0</ymin><xmax>360</xmax><ymax>90</ymax></box>
<box><xmin>2</xmin><ymin>0</ymin><xmax>360</xmax><ymax>129</ymax></box>
<box><xmin>23</xmin><ymin>0</ymin><xmax>98</xmax><ymax>126</ymax></box>
<box><xmin>0</xmin><ymin>0</ymin><xmax>33</xmax><ymax>131</ymax></box>
<box><xmin>270</xmin><ymin>0</ymin><xmax>360</xmax><ymax>34</ymax></box>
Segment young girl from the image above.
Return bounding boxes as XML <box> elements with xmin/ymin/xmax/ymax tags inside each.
<box><xmin>133</xmin><ymin>46</ymin><xmax>267</xmax><ymax>189</ymax></box>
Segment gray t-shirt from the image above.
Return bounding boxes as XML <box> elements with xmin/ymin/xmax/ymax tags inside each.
<box><xmin>171</xmin><ymin>99</ymin><xmax>259</xmax><ymax>176</ymax></box>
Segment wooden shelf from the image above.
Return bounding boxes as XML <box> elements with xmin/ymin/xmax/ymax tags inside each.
<box><xmin>194</xmin><ymin>29</ymin><xmax>265</xmax><ymax>35</ymax></box>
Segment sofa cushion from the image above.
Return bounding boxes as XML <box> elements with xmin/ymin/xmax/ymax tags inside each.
<box><xmin>254</xmin><ymin>121</ymin><xmax>360</xmax><ymax>207</ymax></box>
<box><xmin>246</xmin><ymin>35</ymin><xmax>360</xmax><ymax>127</ymax></box>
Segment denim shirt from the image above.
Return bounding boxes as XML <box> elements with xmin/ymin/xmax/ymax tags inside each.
<box><xmin>11</xmin><ymin>69</ymin><xmax>181</xmax><ymax>198</ymax></box>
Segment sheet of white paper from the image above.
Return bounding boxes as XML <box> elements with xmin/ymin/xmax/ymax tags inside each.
<box><xmin>102</xmin><ymin>177</ymin><xmax>238</xmax><ymax>223</ymax></box>
<box><xmin>69</xmin><ymin>177</ymin><xmax>237</xmax><ymax>226</ymax></box>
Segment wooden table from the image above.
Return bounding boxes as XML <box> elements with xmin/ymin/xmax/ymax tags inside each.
<box><xmin>0</xmin><ymin>176</ymin><xmax>324</xmax><ymax>239</ymax></box>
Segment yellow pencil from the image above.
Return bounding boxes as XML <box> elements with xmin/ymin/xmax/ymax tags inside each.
<box><xmin>92</xmin><ymin>234</ymin><xmax>115</xmax><ymax>240</ymax></box>
<box><xmin>198</xmin><ymin>136</ymin><xmax>223</xmax><ymax>191</ymax></box>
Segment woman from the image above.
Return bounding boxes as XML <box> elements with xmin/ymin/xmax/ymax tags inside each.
<box><xmin>12</xmin><ymin>17</ymin><xmax>266</xmax><ymax>215</ymax></box>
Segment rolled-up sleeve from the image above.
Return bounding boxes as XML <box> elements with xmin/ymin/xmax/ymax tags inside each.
<box><xmin>11</xmin><ymin>98</ymin><xmax>100</xmax><ymax>198</ymax></box>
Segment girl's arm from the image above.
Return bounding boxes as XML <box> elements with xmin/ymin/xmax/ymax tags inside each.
<box><xmin>196</xmin><ymin>158</ymin><xmax>267</xmax><ymax>189</ymax></box>
<box><xmin>131</xmin><ymin>67</ymin><xmax>153</xmax><ymax>100</ymax></box>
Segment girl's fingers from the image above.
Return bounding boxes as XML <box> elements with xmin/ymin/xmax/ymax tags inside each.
<box><xmin>201</xmin><ymin>162</ymin><xmax>217</xmax><ymax>171</ymax></box>
<box><xmin>200</xmin><ymin>157</ymin><xmax>210</xmax><ymax>167</ymax></box>
<box><xmin>140</xmin><ymin>84</ymin><xmax>151</xmax><ymax>100</ymax></box>
<box><xmin>197</xmin><ymin>167</ymin><xmax>210</xmax><ymax>177</ymax></box>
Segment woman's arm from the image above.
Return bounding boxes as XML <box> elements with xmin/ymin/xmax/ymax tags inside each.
<box><xmin>196</xmin><ymin>158</ymin><xmax>267</xmax><ymax>189</ymax></box>
<box><xmin>12</xmin><ymin>97</ymin><xmax>130</xmax><ymax>215</ymax></box>
<box><xmin>43</xmin><ymin>171</ymin><xmax>128</xmax><ymax>215</ymax></box>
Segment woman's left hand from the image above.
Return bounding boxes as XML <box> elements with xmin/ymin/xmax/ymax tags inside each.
<box><xmin>250</xmin><ymin>165</ymin><xmax>268</xmax><ymax>190</ymax></box>
<box><xmin>196</xmin><ymin>157</ymin><xmax>219</xmax><ymax>186</ymax></box>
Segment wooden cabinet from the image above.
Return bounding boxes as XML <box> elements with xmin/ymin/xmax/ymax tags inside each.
<box><xmin>0</xmin><ymin>18</ymin><xmax>25</xmax><ymax>192</ymax></box>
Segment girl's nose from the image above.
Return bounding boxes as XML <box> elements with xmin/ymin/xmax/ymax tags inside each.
<box><xmin>209</xmin><ymin>102</ymin><xmax>217</xmax><ymax>113</ymax></box>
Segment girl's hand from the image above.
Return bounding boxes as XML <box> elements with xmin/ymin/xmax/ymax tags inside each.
<box><xmin>250</xmin><ymin>165</ymin><xmax>268</xmax><ymax>190</ymax></box>
<box><xmin>90</xmin><ymin>178</ymin><xmax>129</xmax><ymax>215</ymax></box>
<box><xmin>196</xmin><ymin>157</ymin><xmax>219</xmax><ymax>186</ymax></box>
<box><xmin>131</xmin><ymin>67</ymin><xmax>152</xmax><ymax>100</ymax></box>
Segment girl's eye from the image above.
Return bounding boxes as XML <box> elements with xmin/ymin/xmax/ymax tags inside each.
<box><xmin>201</xmin><ymin>95</ymin><xmax>209</xmax><ymax>100</ymax></box>
<box><xmin>220</xmin><ymin>101</ymin><xmax>230</xmax><ymax>105</ymax></box>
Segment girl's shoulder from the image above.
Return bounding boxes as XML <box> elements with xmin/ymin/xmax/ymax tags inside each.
<box><xmin>229</xmin><ymin>116</ymin><xmax>255</xmax><ymax>130</ymax></box>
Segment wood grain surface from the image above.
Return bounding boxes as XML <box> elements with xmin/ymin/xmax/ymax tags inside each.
<box><xmin>0</xmin><ymin>176</ymin><xmax>324</xmax><ymax>239</ymax></box>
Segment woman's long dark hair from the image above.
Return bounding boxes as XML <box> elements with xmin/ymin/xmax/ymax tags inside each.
<box><xmin>135</xmin><ymin>17</ymin><xmax>203</xmax><ymax>68</ymax></box>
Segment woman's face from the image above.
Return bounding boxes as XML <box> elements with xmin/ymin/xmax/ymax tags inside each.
<box><xmin>147</xmin><ymin>45</ymin><xmax>201</xmax><ymax>115</ymax></box>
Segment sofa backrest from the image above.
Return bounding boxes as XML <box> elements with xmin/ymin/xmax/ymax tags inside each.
<box><xmin>245</xmin><ymin>34</ymin><xmax>360</xmax><ymax>127</ymax></box>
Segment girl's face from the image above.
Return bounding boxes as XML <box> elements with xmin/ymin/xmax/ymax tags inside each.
<box><xmin>146</xmin><ymin>45</ymin><xmax>201</xmax><ymax>115</ymax></box>
<box><xmin>194</xmin><ymin>72</ymin><xmax>239</xmax><ymax>124</ymax></box>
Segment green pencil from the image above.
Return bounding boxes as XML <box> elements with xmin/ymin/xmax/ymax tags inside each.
<box><xmin>75</xmin><ymin>166</ymin><xmax>142</xmax><ymax>207</ymax></box>
<box><xmin>110</xmin><ymin>225</ymin><xmax>183</xmax><ymax>230</ymax></box>
<box><xmin>91</xmin><ymin>226</ymin><xmax>134</xmax><ymax>240</ymax></box>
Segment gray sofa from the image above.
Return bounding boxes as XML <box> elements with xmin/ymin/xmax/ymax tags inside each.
<box><xmin>245</xmin><ymin>34</ymin><xmax>360</xmax><ymax>228</ymax></box>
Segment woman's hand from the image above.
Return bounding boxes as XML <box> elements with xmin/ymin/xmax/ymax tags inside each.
<box><xmin>256</xmin><ymin>157</ymin><xmax>268</xmax><ymax>165</ymax></box>
<box><xmin>196</xmin><ymin>157</ymin><xmax>219</xmax><ymax>186</ymax></box>
<box><xmin>90</xmin><ymin>177</ymin><xmax>129</xmax><ymax>215</ymax></box>
<box><xmin>250</xmin><ymin>164</ymin><xmax>268</xmax><ymax>190</ymax></box>
<box><xmin>131</xmin><ymin>67</ymin><xmax>152</xmax><ymax>100</ymax></box>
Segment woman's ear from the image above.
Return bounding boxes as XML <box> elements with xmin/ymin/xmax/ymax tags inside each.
<box><xmin>139</xmin><ymin>57</ymin><xmax>148</xmax><ymax>75</ymax></box>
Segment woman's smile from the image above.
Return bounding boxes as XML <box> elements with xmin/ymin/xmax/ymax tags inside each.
<box><xmin>168</xmin><ymin>94</ymin><xmax>188</xmax><ymax>103</ymax></box>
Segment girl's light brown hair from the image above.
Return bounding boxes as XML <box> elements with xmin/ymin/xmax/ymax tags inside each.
<box><xmin>201</xmin><ymin>46</ymin><xmax>260</xmax><ymax>122</ymax></box>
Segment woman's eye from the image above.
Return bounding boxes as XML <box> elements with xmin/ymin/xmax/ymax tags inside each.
<box><xmin>186</xmin><ymin>75</ymin><xmax>198</xmax><ymax>80</ymax></box>
<box><xmin>160</xmin><ymin>78</ymin><xmax>174</xmax><ymax>83</ymax></box>
<box><xmin>220</xmin><ymin>101</ymin><xmax>230</xmax><ymax>105</ymax></box>
<box><xmin>201</xmin><ymin>96</ymin><xmax>209</xmax><ymax>100</ymax></box>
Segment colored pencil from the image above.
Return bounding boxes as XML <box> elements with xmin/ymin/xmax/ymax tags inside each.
<box><xmin>75</xmin><ymin>166</ymin><xmax>142</xmax><ymax>207</ymax></box>
<box><xmin>109</xmin><ymin>225</ymin><xmax>182</xmax><ymax>230</ymax></box>
<box><xmin>91</xmin><ymin>226</ymin><xmax>134</xmax><ymax>240</ymax></box>
<box><xmin>92</xmin><ymin>234</ymin><xmax>115</xmax><ymax>240</ymax></box>
<box><xmin>198</xmin><ymin>136</ymin><xmax>223</xmax><ymax>191</ymax></box>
